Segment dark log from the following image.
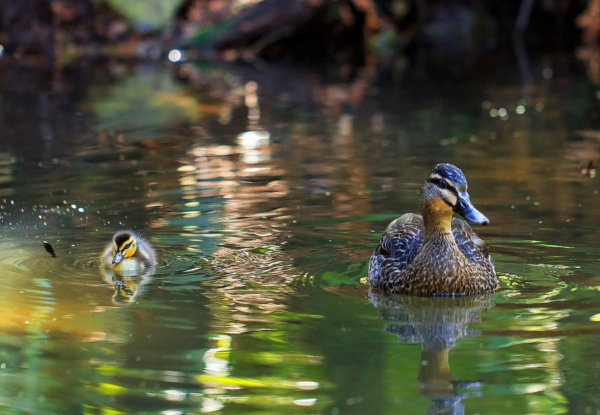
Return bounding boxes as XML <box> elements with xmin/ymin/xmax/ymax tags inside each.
<box><xmin>0</xmin><ymin>0</ymin><xmax>54</xmax><ymax>55</ymax></box>
<box><xmin>212</xmin><ymin>0</ymin><xmax>375</xmax><ymax>63</ymax></box>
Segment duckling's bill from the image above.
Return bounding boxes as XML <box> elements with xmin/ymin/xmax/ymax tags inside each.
<box><xmin>112</xmin><ymin>251</ymin><xmax>124</xmax><ymax>265</ymax></box>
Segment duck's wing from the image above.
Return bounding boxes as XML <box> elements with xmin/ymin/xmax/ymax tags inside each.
<box><xmin>380</xmin><ymin>213</ymin><xmax>424</xmax><ymax>261</ymax></box>
<box><xmin>451</xmin><ymin>218</ymin><xmax>493</xmax><ymax>265</ymax></box>
<box><xmin>369</xmin><ymin>214</ymin><xmax>424</xmax><ymax>289</ymax></box>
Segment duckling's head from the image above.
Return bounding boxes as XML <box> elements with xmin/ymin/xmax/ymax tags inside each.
<box><xmin>420</xmin><ymin>163</ymin><xmax>489</xmax><ymax>225</ymax></box>
<box><xmin>111</xmin><ymin>232</ymin><xmax>137</xmax><ymax>265</ymax></box>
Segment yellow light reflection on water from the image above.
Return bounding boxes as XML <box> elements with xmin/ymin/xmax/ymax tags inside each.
<box><xmin>237</xmin><ymin>130</ymin><xmax>270</xmax><ymax>148</ymax></box>
<box><xmin>163</xmin><ymin>389</ymin><xmax>186</xmax><ymax>402</ymax></box>
<box><xmin>293</xmin><ymin>398</ymin><xmax>317</xmax><ymax>406</ymax></box>
<box><xmin>296</xmin><ymin>381</ymin><xmax>319</xmax><ymax>390</ymax></box>
<box><xmin>244</xmin><ymin>81</ymin><xmax>260</xmax><ymax>123</ymax></box>
<box><xmin>201</xmin><ymin>397</ymin><xmax>224</xmax><ymax>413</ymax></box>
<box><xmin>177</xmin><ymin>165</ymin><xmax>197</xmax><ymax>173</ymax></box>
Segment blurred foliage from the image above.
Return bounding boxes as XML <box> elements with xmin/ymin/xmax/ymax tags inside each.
<box><xmin>88</xmin><ymin>68</ymin><xmax>202</xmax><ymax>137</ymax></box>
<box><xmin>185</xmin><ymin>20</ymin><xmax>232</xmax><ymax>48</ymax></box>
<box><xmin>92</xmin><ymin>0</ymin><xmax>184</xmax><ymax>32</ymax></box>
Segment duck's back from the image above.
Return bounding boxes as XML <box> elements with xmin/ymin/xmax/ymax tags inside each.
<box><xmin>368</xmin><ymin>214</ymin><xmax>494</xmax><ymax>293</ymax></box>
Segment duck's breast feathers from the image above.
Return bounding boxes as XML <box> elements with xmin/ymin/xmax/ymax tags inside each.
<box><xmin>377</xmin><ymin>213</ymin><xmax>424</xmax><ymax>265</ymax></box>
<box><xmin>451</xmin><ymin>218</ymin><xmax>490</xmax><ymax>261</ymax></box>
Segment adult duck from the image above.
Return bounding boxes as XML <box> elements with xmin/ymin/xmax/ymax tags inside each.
<box><xmin>368</xmin><ymin>163</ymin><xmax>497</xmax><ymax>296</ymax></box>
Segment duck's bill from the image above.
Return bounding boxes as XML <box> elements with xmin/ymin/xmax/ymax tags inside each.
<box><xmin>112</xmin><ymin>251</ymin><xmax>124</xmax><ymax>264</ymax></box>
<box><xmin>455</xmin><ymin>192</ymin><xmax>489</xmax><ymax>225</ymax></box>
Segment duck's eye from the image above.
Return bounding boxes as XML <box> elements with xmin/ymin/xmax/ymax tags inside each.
<box><xmin>123</xmin><ymin>243</ymin><xmax>131</xmax><ymax>250</ymax></box>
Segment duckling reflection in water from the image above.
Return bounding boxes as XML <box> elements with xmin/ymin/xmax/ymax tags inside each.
<box><xmin>101</xmin><ymin>230</ymin><xmax>156</xmax><ymax>274</ymax></box>
<box><xmin>369</xmin><ymin>163</ymin><xmax>498</xmax><ymax>296</ymax></box>
<box><xmin>100</xmin><ymin>270</ymin><xmax>154</xmax><ymax>305</ymax></box>
<box><xmin>101</xmin><ymin>231</ymin><xmax>156</xmax><ymax>305</ymax></box>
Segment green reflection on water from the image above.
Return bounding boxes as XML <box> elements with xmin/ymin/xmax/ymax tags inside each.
<box><xmin>0</xmin><ymin>56</ymin><xmax>600</xmax><ymax>414</ymax></box>
<box><xmin>88</xmin><ymin>68</ymin><xmax>205</xmax><ymax>138</ymax></box>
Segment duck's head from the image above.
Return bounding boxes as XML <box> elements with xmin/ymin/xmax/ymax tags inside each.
<box><xmin>111</xmin><ymin>232</ymin><xmax>137</xmax><ymax>265</ymax></box>
<box><xmin>420</xmin><ymin>163</ymin><xmax>489</xmax><ymax>225</ymax></box>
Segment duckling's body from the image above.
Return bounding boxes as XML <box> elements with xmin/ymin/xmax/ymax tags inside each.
<box><xmin>101</xmin><ymin>231</ymin><xmax>156</xmax><ymax>275</ymax></box>
<box><xmin>369</xmin><ymin>164</ymin><xmax>497</xmax><ymax>296</ymax></box>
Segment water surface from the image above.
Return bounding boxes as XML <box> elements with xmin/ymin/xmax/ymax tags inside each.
<box><xmin>0</xmin><ymin>54</ymin><xmax>599</xmax><ymax>414</ymax></box>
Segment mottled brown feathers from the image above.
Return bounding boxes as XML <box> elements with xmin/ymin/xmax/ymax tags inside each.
<box><xmin>369</xmin><ymin>215</ymin><xmax>497</xmax><ymax>295</ymax></box>
<box><xmin>368</xmin><ymin>164</ymin><xmax>498</xmax><ymax>296</ymax></box>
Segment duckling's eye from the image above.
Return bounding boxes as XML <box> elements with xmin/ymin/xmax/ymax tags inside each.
<box><xmin>123</xmin><ymin>243</ymin><xmax>132</xmax><ymax>250</ymax></box>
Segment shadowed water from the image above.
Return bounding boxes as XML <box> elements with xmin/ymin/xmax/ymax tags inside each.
<box><xmin>0</xmin><ymin>53</ymin><xmax>599</xmax><ymax>414</ymax></box>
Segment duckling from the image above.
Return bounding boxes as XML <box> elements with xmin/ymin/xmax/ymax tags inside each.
<box><xmin>101</xmin><ymin>231</ymin><xmax>156</xmax><ymax>275</ymax></box>
<box><xmin>369</xmin><ymin>163</ymin><xmax>497</xmax><ymax>296</ymax></box>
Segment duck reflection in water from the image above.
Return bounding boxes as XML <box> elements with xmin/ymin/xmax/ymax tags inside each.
<box><xmin>369</xmin><ymin>292</ymin><xmax>494</xmax><ymax>415</ymax></box>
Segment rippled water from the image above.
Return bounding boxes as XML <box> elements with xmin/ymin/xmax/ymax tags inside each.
<box><xmin>0</xmin><ymin>54</ymin><xmax>600</xmax><ymax>414</ymax></box>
